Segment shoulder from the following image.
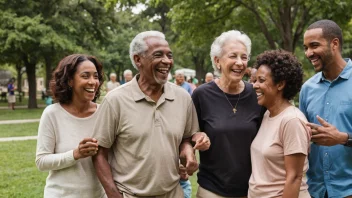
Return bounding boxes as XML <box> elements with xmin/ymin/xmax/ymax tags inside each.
<box><xmin>193</xmin><ymin>81</ymin><xmax>216</xmax><ymax>95</ymax></box>
<box><xmin>281</xmin><ymin>106</ymin><xmax>308</xmax><ymax>124</ymax></box>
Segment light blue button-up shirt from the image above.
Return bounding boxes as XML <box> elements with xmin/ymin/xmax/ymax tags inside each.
<box><xmin>299</xmin><ymin>58</ymin><xmax>352</xmax><ymax>198</ymax></box>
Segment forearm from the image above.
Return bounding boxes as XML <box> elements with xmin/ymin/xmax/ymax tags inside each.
<box><xmin>179</xmin><ymin>138</ymin><xmax>194</xmax><ymax>164</ymax></box>
<box><xmin>36</xmin><ymin>150</ymin><xmax>76</xmax><ymax>171</ymax></box>
<box><xmin>92</xmin><ymin>148</ymin><xmax>121</xmax><ymax>198</ymax></box>
<box><xmin>282</xmin><ymin>174</ymin><xmax>303</xmax><ymax>198</ymax></box>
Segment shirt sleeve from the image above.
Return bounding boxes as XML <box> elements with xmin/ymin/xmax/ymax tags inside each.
<box><xmin>183</xmin><ymin>100</ymin><xmax>199</xmax><ymax>139</ymax></box>
<box><xmin>35</xmin><ymin>110</ymin><xmax>76</xmax><ymax>171</ymax></box>
<box><xmin>281</xmin><ymin>118</ymin><xmax>310</xmax><ymax>156</ymax></box>
<box><xmin>299</xmin><ymin>88</ymin><xmax>308</xmax><ymax>119</ymax></box>
<box><xmin>92</xmin><ymin>97</ymin><xmax>119</xmax><ymax>148</ymax></box>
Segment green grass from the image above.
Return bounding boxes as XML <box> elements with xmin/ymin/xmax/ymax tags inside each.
<box><xmin>0</xmin><ymin>140</ymin><xmax>47</xmax><ymax>198</ymax></box>
<box><xmin>0</xmin><ymin>108</ymin><xmax>44</xmax><ymax>121</ymax></box>
<box><xmin>0</xmin><ymin>122</ymin><xmax>39</xmax><ymax>137</ymax></box>
<box><xmin>0</xmin><ymin>97</ymin><xmax>46</xmax><ymax>107</ymax></box>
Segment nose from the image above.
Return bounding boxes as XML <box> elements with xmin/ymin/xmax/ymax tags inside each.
<box><xmin>253</xmin><ymin>80</ymin><xmax>259</xmax><ymax>89</ymax></box>
<box><xmin>305</xmin><ymin>48</ymin><xmax>313</xmax><ymax>58</ymax></box>
<box><xmin>161</xmin><ymin>55</ymin><xmax>172</xmax><ymax>64</ymax></box>
<box><xmin>235</xmin><ymin>57</ymin><xmax>244</xmax><ymax>66</ymax></box>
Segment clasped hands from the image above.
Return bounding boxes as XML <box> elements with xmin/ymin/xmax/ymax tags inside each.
<box><xmin>73</xmin><ymin>138</ymin><xmax>99</xmax><ymax>160</ymax></box>
<box><xmin>179</xmin><ymin>132</ymin><xmax>211</xmax><ymax>180</ymax></box>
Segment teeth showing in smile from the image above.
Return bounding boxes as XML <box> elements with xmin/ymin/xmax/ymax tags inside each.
<box><xmin>256</xmin><ymin>93</ymin><xmax>263</xmax><ymax>97</ymax></box>
<box><xmin>310</xmin><ymin>57</ymin><xmax>319</xmax><ymax>64</ymax></box>
<box><xmin>84</xmin><ymin>88</ymin><xmax>95</xmax><ymax>93</ymax></box>
<box><xmin>232</xmin><ymin>69</ymin><xmax>242</xmax><ymax>73</ymax></box>
<box><xmin>156</xmin><ymin>68</ymin><xmax>169</xmax><ymax>74</ymax></box>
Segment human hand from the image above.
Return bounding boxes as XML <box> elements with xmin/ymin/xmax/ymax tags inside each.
<box><xmin>307</xmin><ymin>115</ymin><xmax>347</xmax><ymax>146</ymax></box>
<box><xmin>180</xmin><ymin>152</ymin><xmax>198</xmax><ymax>176</ymax></box>
<box><xmin>73</xmin><ymin>138</ymin><xmax>99</xmax><ymax>160</ymax></box>
<box><xmin>179</xmin><ymin>163</ymin><xmax>189</xmax><ymax>181</ymax></box>
<box><xmin>192</xmin><ymin>132</ymin><xmax>211</xmax><ymax>151</ymax></box>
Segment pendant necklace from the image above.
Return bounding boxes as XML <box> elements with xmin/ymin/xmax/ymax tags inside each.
<box><xmin>222</xmin><ymin>91</ymin><xmax>241</xmax><ymax>113</ymax></box>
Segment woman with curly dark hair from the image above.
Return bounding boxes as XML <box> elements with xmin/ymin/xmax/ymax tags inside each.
<box><xmin>248</xmin><ymin>50</ymin><xmax>311</xmax><ymax>198</ymax></box>
<box><xmin>35</xmin><ymin>54</ymin><xmax>106</xmax><ymax>198</ymax></box>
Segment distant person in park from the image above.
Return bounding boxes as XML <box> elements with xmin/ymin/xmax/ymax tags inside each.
<box><xmin>192</xmin><ymin>30</ymin><xmax>265</xmax><ymax>198</ymax></box>
<box><xmin>35</xmin><ymin>54</ymin><xmax>106</xmax><ymax>198</ymax></box>
<box><xmin>7</xmin><ymin>79</ymin><xmax>15</xmax><ymax>110</ymax></box>
<box><xmin>92</xmin><ymin>30</ymin><xmax>209</xmax><ymax>198</ymax></box>
<box><xmin>175</xmin><ymin>70</ymin><xmax>193</xmax><ymax>95</ymax></box>
<box><xmin>187</xmin><ymin>77</ymin><xmax>197</xmax><ymax>91</ymax></box>
<box><xmin>248</xmin><ymin>50</ymin><xmax>310</xmax><ymax>198</ymax></box>
<box><xmin>301</xmin><ymin>19</ymin><xmax>352</xmax><ymax>198</ymax></box>
<box><xmin>204</xmin><ymin>72</ymin><xmax>214</xmax><ymax>83</ymax></box>
<box><xmin>249</xmin><ymin>68</ymin><xmax>257</xmax><ymax>84</ymax></box>
<box><xmin>123</xmin><ymin>69</ymin><xmax>133</xmax><ymax>83</ymax></box>
<box><xmin>106</xmin><ymin>72</ymin><xmax>120</xmax><ymax>92</ymax></box>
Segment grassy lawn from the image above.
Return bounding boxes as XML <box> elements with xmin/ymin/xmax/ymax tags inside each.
<box><xmin>0</xmin><ymin>122</ymin><xmax>39</xmax><ymax>137</ymax></box>
<box><xmin>0</xmin><ymin>97</ymin><xmax>46</xmax><ymax>107</ymax></box>
<box><xmin>0</xmin><ymin>140</ymin><xmax>47</xmax><ymax>197</ymax></box>
<box><xmin>0</xmin><ymin>108</ymin><xmax>44</xmax><ymax>121</ymax></box>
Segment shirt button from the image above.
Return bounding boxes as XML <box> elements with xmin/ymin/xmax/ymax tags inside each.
<box><xmin>326</xmin><ymin>102</ymin><xmax>329</xmax><ymax>105</ymax></box>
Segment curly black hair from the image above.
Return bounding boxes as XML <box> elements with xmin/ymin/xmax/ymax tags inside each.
<box><xmin>254</xmin><ymin>50</ymin><xmax>303</xmax><ymax>100</ymax></box>
<box><xmin>50</xmin><ymin>54</ymin><xmax>104</xmax><ymax>104</ymax></box>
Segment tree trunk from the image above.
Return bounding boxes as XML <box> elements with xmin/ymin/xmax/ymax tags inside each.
<box><xmin>45</xmin><ymin>56</ymin><xmax>53</xmax><ymax>91</ymax></box>
<box><xmin>25</xmin><ymin>62</ymin><xmax>38</xmax><ymax>109</ymax></box>
<box><xmin>15</xmin><ymin>64</ymin><xmax>23</xmax><ymax>102</ymax></box>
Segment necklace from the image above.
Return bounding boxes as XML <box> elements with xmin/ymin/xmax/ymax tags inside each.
<box><xmin>222</xmin><ymin>91</ymin><xmax>241</xmax><ymax>113</ymax></box>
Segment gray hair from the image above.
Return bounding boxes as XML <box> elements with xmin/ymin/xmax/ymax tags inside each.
<box><xmin>123</xmin><ymin>69</ymin><xmax>133</xmax><ymax>76</ymax></box>
<box><xmin>129</xmin><ymin>31</ymin><xmax>166</xmax><ymax>69</ymax></box>
<box><xmin>109</xmin><ymin>73</ymin><xmax>117</xmax><ymax>77</ymax></box>
<box><xmin>175</xmin><ymin>69</ymin><xmax>185</xmax><ymax>76</ymax></box>
<box><xmin>210</xmin><ymin>30</ymin><xmax>252</xmax><ymax>74</ymax></box>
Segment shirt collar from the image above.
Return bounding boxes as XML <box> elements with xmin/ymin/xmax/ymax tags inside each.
<box><xmin>131</xmin><ymin>74</ymin><xmax>175</xmax><ymax>102</ymax></box>
<box><xmin>314</xmin><ymin>58</ymin><xmax>352</xmax><ymax>83</ymax></box>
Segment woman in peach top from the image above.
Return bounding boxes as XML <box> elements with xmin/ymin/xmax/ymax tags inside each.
<box><xmin>248</xmin><ymin>50</ymin><xmax>311</xmax><ymax>198</ymax></box>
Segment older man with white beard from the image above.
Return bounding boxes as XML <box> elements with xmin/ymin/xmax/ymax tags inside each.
<box><xmin>92</xmin><ymin>31</ymin><xmax>210</xmax><ymax>198</ymax></box>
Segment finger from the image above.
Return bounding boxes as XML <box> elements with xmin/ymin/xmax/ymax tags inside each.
<box><xmin>311</xmin><ymin>129</ymin><xmax>319</xmax><ymax>135</ymax></box>
<box><xmin>316</xmin><ymin>115</ymin><xmax>330</xmax><ymax>127</ymax></box>
<box><xmin>307</xmin><ymin>123</ymin><xmax>320</xmax><ymax>130</ymax></box>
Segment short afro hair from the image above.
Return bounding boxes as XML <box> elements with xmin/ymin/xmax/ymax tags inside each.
<box><xmin>254</xmin><ymin>50</ymin><xmax>303</xmax><ymax>100</ymax></box>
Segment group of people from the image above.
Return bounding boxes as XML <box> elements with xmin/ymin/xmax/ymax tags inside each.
<box><xmin>106</xmin><ymin>69</ymin><xmax>134</xmax><ymax>93</ymax></box>
<box><xmin>35</xmin><ymin>19</ymin><xmax>352</xmax><ymax>198</ymax></box>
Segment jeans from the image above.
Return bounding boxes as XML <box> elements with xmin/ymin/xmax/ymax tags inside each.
<box><xmin>180</xmin><ymin>180</ymin><xmax>192</xmax><ymax>198</ymax></box>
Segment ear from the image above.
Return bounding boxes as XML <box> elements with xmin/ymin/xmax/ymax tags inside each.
<box><xmin>277</xmin><ymin>80</ymin><xmax>286</xmax><ymax>91</ymax></box>
<box><xmin>214</xmin><ymin>56</ymin><xmax>221</xmax><ymax>70</ymax></box>
<box><xmin>331</xmin><ymin>38</ymin><xmax>339</xmax><ymax>51</ymax></box>
<box><xmin>134</xmin><ymin>54</ymin><xmax>142</xmax><ymax>69</ymax></box>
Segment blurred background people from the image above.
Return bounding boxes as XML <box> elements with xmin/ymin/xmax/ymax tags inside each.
<box><xmin>192</xmin><ymin>30</ymin><xmax>265</xmax><ymax>198</ymax></box>
<box><xmin>175</xmin><ymin>70</ymin><xmax>193</xmax><ymax>95</ymax></box>
<box><xmin>204</xmin><ymin>72</ymin><xmax>214</xmax><ymax>83</ymax></box>
<box><xmin>249</xmin><ymin>50</ymin><xmax>310</xmax><ymax>198</ymax></box>
<box><xmin>7</xmin><ymin>78</ymin><xmax>15</xmax><ymax>110</ymax></box>
<box><xmin>36</xmin><ymin>54</ymin><xmax>105</xmax><ymax>198</ymax></box>
<box><xmin>249</xmin><ymin>68</ymin><xmax>257</xmax><ymax>84</ymax></box>
<box><xmin>106</xmin><ymin>72</ymin><xmax>120</xmax><ymax>92</ymax></box>
<box><xmin>123</xmin><ymin>69</ymin><xmax>133</xmax><ymax>83</ymax></box>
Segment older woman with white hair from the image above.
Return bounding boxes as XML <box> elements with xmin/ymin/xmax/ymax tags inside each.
<box><xmin>192</xmin><ymin>30</ymin><xmax>265</xmax><ymax>198</ymax></box>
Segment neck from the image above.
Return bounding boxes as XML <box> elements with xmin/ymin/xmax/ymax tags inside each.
<box><xmin>61</xmin><ymin>97</ymin><xmax>95</xmax><ymax>118</ymax></box>
<box><xmin>267</xmin><ymin>99</ymin><xmax>292</xmax><ymax>117</ymax></box>
<box><xmin>217</xmin><ymin>77</ymin><xmax>243</xmax><ymax>94</ymax></box>
<box><xmin>323</xmin><ymin>56</ymin><xmax>346</xmax><ymax>81</ymax></box>
<box><xmin>138</xmin><ymin>75</ymin><xmax>164</xmax><ymax>102</ymax></box>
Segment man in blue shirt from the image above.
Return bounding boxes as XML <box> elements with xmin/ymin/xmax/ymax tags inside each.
<box><xmin>300</xmin><ymin>19</ymin><xmax>352</xmax><ymax>198</ymax></box>
<box><xmin>175</xmin><ymin>70</ymin><xmax>193</xmax><ymax>95</ymax></box>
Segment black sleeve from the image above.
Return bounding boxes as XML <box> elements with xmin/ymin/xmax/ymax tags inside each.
<box><xmin>192</xmin><ymin>89</ymin><xmax>205</xmax><ymax>132</ymax></box>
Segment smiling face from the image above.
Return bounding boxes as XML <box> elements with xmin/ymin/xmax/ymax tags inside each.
<box><xmin>303</xmin><ymin>28</ymin><xmax>334</xmax><ymax>72</ymax></box>
<box><xmin>136</xmin><ymin>37</ymin><xmax>173</xmax><ymax>85</ymax></box>
<box><xmin>70</xmin><ymin>60</ymin><xmax>100</xmax><ymax>103</ymax></box>
<box><xmin>215</xmin><ymin>40</ymin><xmax>248</xmax><ymax>82</ymax></box>
<box><xmin>253</xmin><ymin>65</ymin><xmax>283</xmax><ymax>108</ymax></box>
